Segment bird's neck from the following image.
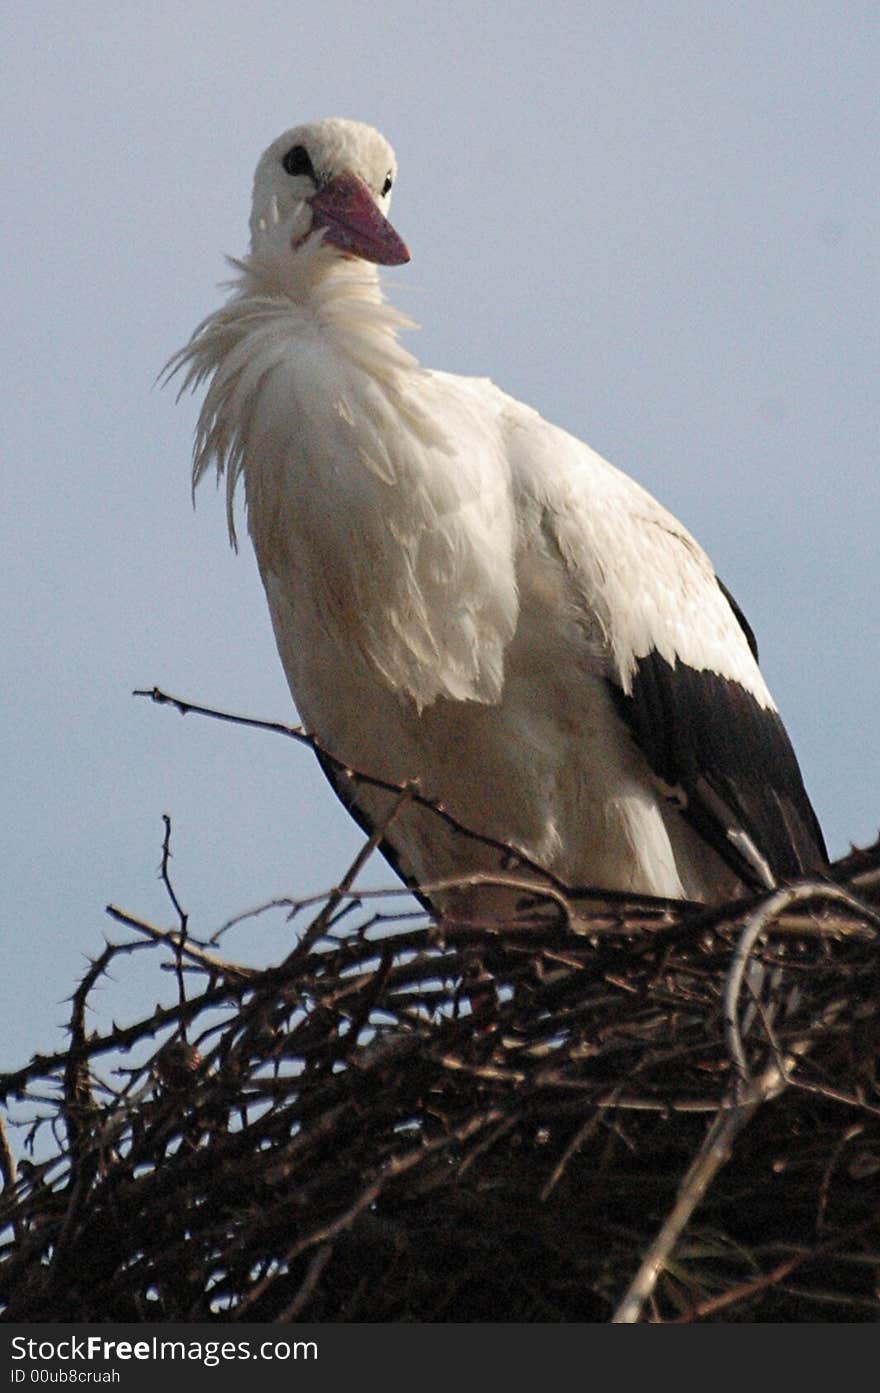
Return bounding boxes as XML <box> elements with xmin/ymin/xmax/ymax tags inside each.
<box><xmin>168</xmin><ymin>248</ymin><xmax>430</xmax><ymax>536</ymax></box>
<box><xmin>242</xmin><ymin>243</ymin><xmax>416</xmax><ymax>369</ymax></box>
<box><xmin>246</xmin><ymin>240</ymin><xmax>382</xmax><ymax>300</ymax></box>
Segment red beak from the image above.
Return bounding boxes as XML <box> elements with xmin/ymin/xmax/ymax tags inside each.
<box><xmin>309</xmin><ymin>172</ymin><xmax>410</xmax><ymax>266</ymax></box>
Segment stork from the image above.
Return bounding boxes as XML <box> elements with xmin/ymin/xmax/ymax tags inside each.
<box><xmin>168</xmin><ymin>117</ymin><xmax>827</xmax><ymax>914</ymax></box>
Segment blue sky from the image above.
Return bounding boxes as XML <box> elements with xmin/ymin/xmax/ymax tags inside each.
<box><xmin>3</xmin><ymin>2</ymin><xmax>878</xmax><ymax>1107</ymax></box>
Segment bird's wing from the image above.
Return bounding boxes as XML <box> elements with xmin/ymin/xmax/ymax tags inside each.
<box><xmin>505</xmin><ymin>400</ymin><xmax>827</xmax><ymax>890</ymax></box>
<box><xmin>606</xmin><ymin>633</ymin><xmax>828</xmax><ymax>889</ymax></box>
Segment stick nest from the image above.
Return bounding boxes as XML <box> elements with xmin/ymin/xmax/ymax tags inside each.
<box><xmin>2</xmin><ymin>826</ymin><xmax>879</xmax><ymax>1324</ymax></box>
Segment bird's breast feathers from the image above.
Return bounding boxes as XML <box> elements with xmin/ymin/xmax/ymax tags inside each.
<box><xmin>232</xmin><ymin>309</ymin><xmax>521</xmax><ymax>713</ymax></box>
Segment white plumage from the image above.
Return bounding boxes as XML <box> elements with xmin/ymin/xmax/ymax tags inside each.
<box><xmin>169</xmin><ymin>118</ymin><xmax>826</xmax><ymax>912</ymax></box>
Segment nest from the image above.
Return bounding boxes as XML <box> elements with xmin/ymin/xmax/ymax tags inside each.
<box><xmin>1</xmin><ymin>700</ymin><xmax>878</xmax><ymax>1323</ymax></box>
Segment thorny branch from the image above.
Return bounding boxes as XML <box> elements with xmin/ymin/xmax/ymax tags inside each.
<box><xmin>134</xmin><ymin>685</ymin><xmax>681</xmax><ymax>918</ymax></box>
<box><xmin>159</xmin><ymin>814</ymin><xmax>190</xmax><ymax>1025</ymax></box>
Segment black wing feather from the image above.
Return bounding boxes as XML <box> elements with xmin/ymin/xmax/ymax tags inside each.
<box><xmin>716</xmin><ymin>575</ymin><xmax>759</xmax><ymax>661</ymax></box>
<box><xmin>609</xmin><ymin>645</ymin><xmax>828</xmax><ymax>890</ymax></box>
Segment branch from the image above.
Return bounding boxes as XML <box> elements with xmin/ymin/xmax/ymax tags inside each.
<box><xmin>104</xmin><ymin>904</ymin><xmax>253</xmax><ymax>980</ymax></box>
<box><xmin>611</xmin><ymin>1060</ymin><xmax>789</xmax><ymax>1323</ymax></box>
<box><xmin>135</xmin><ymin>685</ymin><xmax>629</xmax><ymax>907</ymax></box>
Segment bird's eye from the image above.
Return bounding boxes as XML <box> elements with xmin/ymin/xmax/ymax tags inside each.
<box><xmin>282</xmin><ymin>145</ymin><xmax>316</xmax><ymax>179</ymax></box>
<box><xmin>381</xmin><ymin>174</ymin><xmax>393</xmax><ymax>197</ymax></box>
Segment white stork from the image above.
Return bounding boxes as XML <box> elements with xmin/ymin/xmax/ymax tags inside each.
<box><xmin>168</xmin><ymin>117</ymin><xmax>827</xmax><ymax>913</ymax></box>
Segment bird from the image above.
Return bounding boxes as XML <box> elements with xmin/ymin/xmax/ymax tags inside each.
<box><xmin>167</xmin><ymin>116</ymin><xmax>827</xmax><ymax>916</ymax></box>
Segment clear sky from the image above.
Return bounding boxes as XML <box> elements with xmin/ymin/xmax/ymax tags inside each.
<box><xmin>3</xmin><ymin>2</ymin><xmax>878</xmax><ymax>1096</ymax></box>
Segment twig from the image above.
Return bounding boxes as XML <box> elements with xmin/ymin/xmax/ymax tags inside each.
<box><xmin>276</xmin><ymin>1243</ymin><xmax>334</xmax><ymax>1322</ymax></box>
<box><xmin>611</xmin><ymin>1060</ymin><xmax>789</xmax><ymax>1323</ymax></box>
<box><xmin>135</xmin><ymin>685</ymin><xmax>575</xmax><ymax>898</ymax></box>
<box><xmin>159</xmin><ymin>815</ymin><xmax>190</xmax><ymax>1025</ymax></box>
<box><xmin>723</xmin><ymin>882</ymin><xmax>880</xmax><ymax>1084</ymax></box>
<box><xmin>159</xmin><ymin>813</ymin><xmax>188</xmax><ymax>937</ymax></box>
<box><xmin>281</xmin><ymin>781</ymin><xmax>417</xmax><ymax>967</ymax></box>
<box><xmin>104</xmin><ymin>905</ymin><xmax>253</xmax><ymax>979</ymax></box>
<box><xmin>0</xmin><ymin>1116</ymin><xmax>17</xmax><ymax>1197</ymax></box>
<box><xmin>670</xmin><ymin>1216</ymin><xmax>880</xmax><ymax>1322</ymax></box>
<box><xmin>816</xmin><ymin>1124</ymin><xmax>865</xmax><ymax>1233</ymax></box>
<box><xmin>540</xmin><ymin>1099</ymin><xmax>615</xmax><ymax>1201</ymax></box>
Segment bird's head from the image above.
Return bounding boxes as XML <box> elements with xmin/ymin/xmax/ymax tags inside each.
<box><xmin>249</xmin><ymin>118</ymin><xmax>410</xmax><ymax>273</ymax></box>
